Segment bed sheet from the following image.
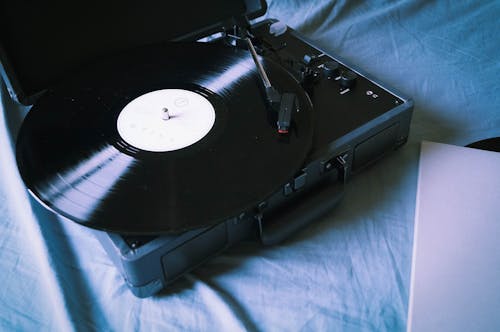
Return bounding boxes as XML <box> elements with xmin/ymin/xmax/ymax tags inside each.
<box><xmin>1</xmin><ymin>0</ymin><xmax>499</xmax><ymax>331</ymax></box>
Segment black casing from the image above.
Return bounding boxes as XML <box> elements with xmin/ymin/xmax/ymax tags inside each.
<box><xmin>94</xmin><ymin>19</ymin><xmax>413</xmax><ymax>297</ymax></box>
<box><xmin>0</xmin><ymin>1</ymin><xmax>413</xmax><ymax>297</ymax></box>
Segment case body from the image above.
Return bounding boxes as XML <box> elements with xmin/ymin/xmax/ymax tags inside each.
<box><xmin>94</xmin><ymin>18</ymin><xmax>413</xmax><ymax>296</ymax></box>
<box><xmin>0</xmin><ymin>0</ymin><xmax>413</xmax><ymax>297</ymax></box>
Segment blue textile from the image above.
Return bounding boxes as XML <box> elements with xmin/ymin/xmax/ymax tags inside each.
<box><xmin>1</xmin><ymin>1</ymin><xmax>499</xmax><ymax>331</ymax></box>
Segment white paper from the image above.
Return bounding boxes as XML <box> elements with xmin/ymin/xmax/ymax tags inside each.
<box><xmin>408</xmin><ymin>141</ymin><xmax>500</xmax><ymax>332</ymax></box>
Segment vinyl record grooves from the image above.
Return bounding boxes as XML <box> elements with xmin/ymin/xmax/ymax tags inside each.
<box><xmin>16</xmin><ymin>42</ymin><xmax>314</xmax><ymax>234</ymax></box>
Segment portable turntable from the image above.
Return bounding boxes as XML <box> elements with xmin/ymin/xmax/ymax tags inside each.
<box><xmin>0</xmin><ymin>0</ymin><xmax>413</xmax><ymax>297</ymax></box>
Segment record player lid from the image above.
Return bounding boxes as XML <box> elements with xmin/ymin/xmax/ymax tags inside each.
<box><xmin>0</xmin><ymin>0</ymin><xmax>267</xmax><ymax>105</ymax></box>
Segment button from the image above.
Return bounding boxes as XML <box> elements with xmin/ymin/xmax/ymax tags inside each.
<box><xmin>269</xmin><ymin>21</ymin><xmax>287</xmax><ymax>36</ymax></box>
<box><xmin>340</xmin><ymin>70</ymin><xmax>357</xmax><ymax>88</ymax></box>
<box><xmin>300</xmin><ymin>67</ymin><xmax>322</xmax><ymax>85</ymax></box>
<box><xmin>283</xmin><ymin>182</ymin><xmax>293</xmax><ymax>196</ymax></box>
<box><xmin>303</xmin><ymin>54</ymin><xmax>315</xmax><ymax>65</ymax></box>
<box><xmin>303</xmin><ymin>53</ymin><xmax>324</xmax><ymax>65</ymax></box>
<box><xmin>323</xmin><ymin>160</ymin><xmax>334</xmax><ymax>172</ymax></box>
<box><xmin>293</xmin><ymin>172</ymin><xmax>307</xmax><ymax>190</ymax></box>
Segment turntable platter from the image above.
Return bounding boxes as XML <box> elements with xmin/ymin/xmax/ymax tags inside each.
<box><xmin>16</xmin><ymin>42</ymin><xmax>313</xmax><ymax>234</ymax></box>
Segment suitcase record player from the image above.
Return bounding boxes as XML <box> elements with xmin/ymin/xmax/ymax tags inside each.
<box><xmin>0</xmin><ymin>0</ymin><xmax>413</xmax><ymax>297</ymax></box>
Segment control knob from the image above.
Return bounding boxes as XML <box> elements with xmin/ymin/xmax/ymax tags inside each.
<box><xmin>323</xmin><ymin>61</ymin><xmax>340</xmax><ymax>78</ymax></box>
<box><xmin>339</xmin><ymin>70</ymin><xmax>358</xmax><ymax>88</ymax></box>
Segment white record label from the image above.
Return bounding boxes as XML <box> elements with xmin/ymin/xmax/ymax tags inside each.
<box><xmin>116</xmin><ymin>89</ymin><xmax>216</xmax><ymax>152</ymax></box>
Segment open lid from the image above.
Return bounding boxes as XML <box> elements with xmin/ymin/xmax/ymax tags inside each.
<box><xmin>0</xmin><ymin>0</ymin><xmax>267</xmax><ymax>105</ymax></box>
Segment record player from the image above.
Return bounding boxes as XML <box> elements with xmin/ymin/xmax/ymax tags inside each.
<box><xmin>0</xmin><ymin>0</ymin><xmax>413</xmax><ymax>297</ymax></box>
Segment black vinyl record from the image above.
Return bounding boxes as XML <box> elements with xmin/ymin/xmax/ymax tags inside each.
<box><xmin>466</xmin><ymin>137</ymin><xmax>500</xmax><ymax>152</ymax></box>
<box><xmin>16</xmin><ymin>42</ymin><xmax>313</xmax><ymax>234</ymax></box>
